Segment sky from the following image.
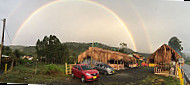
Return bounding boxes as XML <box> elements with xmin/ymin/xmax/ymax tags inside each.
<box><xmin>0</xmin><ymin>0</ymin><xmax>190</xmax><ymax>54</ymax></box>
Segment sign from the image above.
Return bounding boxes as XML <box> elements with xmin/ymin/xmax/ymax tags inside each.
<box><xmin>178</xmin><ymin>58</ymin><xmax>184</xmax><ymax>64</ymax></box>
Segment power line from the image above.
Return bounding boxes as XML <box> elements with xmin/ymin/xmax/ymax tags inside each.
<box><xmin>5</xmin><ymin>28</ymin><xmax>12</xmax><ymax>44</ymax></box>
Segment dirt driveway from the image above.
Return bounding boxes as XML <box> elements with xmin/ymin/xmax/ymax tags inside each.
<box><xmin>50</xmin><ymin>67</ymin><xmax>154</xmax><ymax>85</ymax></box>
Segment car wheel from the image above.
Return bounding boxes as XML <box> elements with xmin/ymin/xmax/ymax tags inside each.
<box><xmin>81</xmin><ymin>76</ymin><xmax>85</xmax><ymax>83</ymax></box>
<box><xmin>104</xmin><ymin>71</ymin><xmax>107</xmax><ymax>75</ymax></box>
<box><xmin>71</xmin><ymin>72</ymin><xmax>75</xmax><ymax>78</ymax></box>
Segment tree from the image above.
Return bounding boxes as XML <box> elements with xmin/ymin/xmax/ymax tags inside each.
<box><xmin>36</xmin><ymin>35</ymin><xmax>68</xmax><ymax>64</ymax></box>
<box><xmin>119</xmin><ymin>42</ymin><xmax>127</xmax><ymax>49</ymax></box>
<box><xmin>168</xmin><ymin>37</ymin><xmax>183</xmax><ymax>56</ymax></box>
<box><xmin>119</xmin><ymin>42</ymin><xmax>127</xmax><ymax>53</ymax></box>
<box><xmin>2</xmin><ymin>46</ymin><xmax>12</xmax><ymax>56</ymax></box>
<box><xmin>13</xmin><ymin>49</ymin><xmax>21</xmax><ymax>59</ymax></box>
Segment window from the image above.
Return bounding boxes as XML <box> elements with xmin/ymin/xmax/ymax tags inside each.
<box><xmin>81</xmin><ymin>65</ymin><xmax>93</xmax><ymax>70</ymax></box>
<box><xmin>104</xmin><ymin>64</ymin><xmax>112</xmax><ymax>68</ymax></box>
<box><xmin>78</xmin><ymin>65</ymin><xmax>81</xmax><ymax>71</ymax></box>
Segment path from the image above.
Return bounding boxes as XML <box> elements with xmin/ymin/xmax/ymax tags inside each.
<box><xmin>181</xmin><ymin>64</ymin><xmax>190</xmax><ymax>83</ymax></box>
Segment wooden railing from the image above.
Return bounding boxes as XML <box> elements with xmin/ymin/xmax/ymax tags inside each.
<box><xmin>177</xmin><ymin>65</ymin><xmax>184</xmax><ymax>85</ymax></box>
<box><xmin>65</xmin><ymin>63</ymin><xmax>76</xmax><ymax>75</ymax></box>
<box><xmin>108</xmin><ymin>64</ymin><xmax>124</xmax><ymax>70</ymax></box>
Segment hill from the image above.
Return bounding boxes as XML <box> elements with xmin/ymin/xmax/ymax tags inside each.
<box><xmin>9</xmin><ymin>45</ymin><xmax>36</xmax><ymax>56</ymax></box>
<box><xmin>8</xmin><ymin>42</ymin><xmax>151</xmax><ymax>58</ymax></box>
<box><xmin>64</xmin><ymin>42</ymin><xmax>135</xmax><ymax>56</ymax></box>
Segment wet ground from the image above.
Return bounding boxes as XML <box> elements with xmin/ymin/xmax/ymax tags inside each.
<box><xmin>182</xmin><ymin>64</ymin><xmax>190</xmax><ymax>83</ymax></box>
<box><xmin>50</xmin><ymin>67</ymin><xmax>154</xmax><ymax>85</ymax></box>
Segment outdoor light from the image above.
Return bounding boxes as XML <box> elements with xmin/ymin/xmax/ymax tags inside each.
<box><xmin>85</xmin><ymin>73</ymin><xmax>91</xmax><ymax>76</ymax></box>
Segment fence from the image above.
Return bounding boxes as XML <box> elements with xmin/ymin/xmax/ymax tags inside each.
<box><xmin>108</xmin><ymin>64</ymin><xmax>124</xmax><ymax>70</ymax></box>
<box><xmin>177</xmin><ymin>65</ymin><xmax>184</xmax><ymax>85</ymax></box>
<box><xmin>65</xmin><ymin>62</ymin><xmax>76</xmax><ymax>75</ymax></box>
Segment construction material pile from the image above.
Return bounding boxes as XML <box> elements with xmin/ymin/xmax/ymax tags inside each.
<box><xmin>147</xmin><ymin>44</ymin><xmax>182</xmax><ymax>64</ymax></box>
<box><xmin>78</xmin><ymin>47</ymin><xmax>136</xmax><ymax>64</ymax></box>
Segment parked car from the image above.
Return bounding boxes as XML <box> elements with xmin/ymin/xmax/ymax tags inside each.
<box><xmin>71</xmin><ymin>64</ymin><xmax>99</xmax><ymax>82</ymax></box>
<box><xmin>94</xmin><ymin>63</ymin><xmax>115</xmax><ymax>75</ymax></box>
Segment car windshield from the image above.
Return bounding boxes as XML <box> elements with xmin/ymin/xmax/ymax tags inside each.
<box><xmin>104</xmin><ymin>64</ymin><xmax>112</xmax><ymax>68</ymax></box>
<box><xmin>81</xmin><ymin>65</ymin><xmax>93</xmax><ymax>70</ymax></box>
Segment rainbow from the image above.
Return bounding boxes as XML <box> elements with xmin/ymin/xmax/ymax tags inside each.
<box><xmin>124</xmin><ymin>1</ymin><xmax>152</xmax><ymax>53</ymax></box>
<box><xmin>13</xmin><ymin>0</ymin><xmax>138</xmax><ymax>52</ymax></box>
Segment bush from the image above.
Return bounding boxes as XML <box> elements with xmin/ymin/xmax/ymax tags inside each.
<box><xmin>44</xmin><ymin>64</ymin><xmax>63</xmax><ymax>75</ymax></box>
<box><xmin>19</xmin><ymin>59</ymin><xmax>33</xmax><ymax>66</ymax></box>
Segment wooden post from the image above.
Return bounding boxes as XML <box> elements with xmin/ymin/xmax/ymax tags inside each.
<box><xmin>117</xmin><ymin>60</ymin><xmax>118</xmax><ymax>70</ymax></box>
<box><xmin>35</xmin><ymin>59</ymin><xmax>38</xmax><ymax>75</ymax></box>
<box><xmin>0</xmin><ymin>19</ymin><xmax>6</xmax><ymax>67</ymax></box>
<box><xmin>4</xmin><ymin>63</ymin><xmax>7</xmax><ymax>73</ymax></box>
<box><xmin>69</xmin><ymin>64</ymin><xmax>72</xmax><ymax>74</ymax></box>
<box><xmin>65</xmin><ymin>62</ymin><xmax>68</xmax><ymax>75</ymax></box>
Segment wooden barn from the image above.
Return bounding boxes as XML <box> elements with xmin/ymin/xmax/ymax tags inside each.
<box><xmin>147</xmin><ymin>44</ymin><xmax>184</xmax><ymax>77</ymax></box>
<box><xmin>77</xmin><ymin>47</ymin><xmax>137</xmax><ymax>70</ymax></box>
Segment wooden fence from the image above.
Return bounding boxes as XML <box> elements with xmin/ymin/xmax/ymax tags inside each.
<box><xmin>108</xmin><ymin>64</ymin><xmax>124</xmax><ymax>70</ymax></box>
<box><xmin>65</xmin><ymin>63</ymin><xmax>76</xmax><ymax>75</ymax></box>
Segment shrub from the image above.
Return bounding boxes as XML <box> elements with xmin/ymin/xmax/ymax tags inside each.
<box><xmin>44</xmin><ymin>64</ymin><xmax>63</xmax><ymax>75</ymax></box>
<box><xmin>19</xmin><ymin>59</ymin><xmax>33</xmax><ymax>66</ymax></box>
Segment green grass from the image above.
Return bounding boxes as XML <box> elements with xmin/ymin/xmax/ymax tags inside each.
<box><xmin>186</xmin><ymin>62</ymin><xmax>190</xmax><ymax>65</ymax></box>
<box><xmin>0</xmin><ymin>63</ymin><xmax>180</xmax><ymax>85</ymax></box>
<box><xmin>133</xmin><ymin>73</ymin><xmax>180</xmax><ymax>85</ymax></box>
<box><xmin>0</xmin><ymin>63</ymin><xmax>68</xmax><ymax>84</ymax></box>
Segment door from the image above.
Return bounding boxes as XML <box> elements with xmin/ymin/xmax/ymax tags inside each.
<box><xmin>73</xmin><ymin>65</ymin><xmax>78</xmax><ymax>77</ymax></box>
<box><xmin>99</xmin><ymin>64</ymin><xmax>104</xmax><ymax>73</ymax></box>
<box><xmin>77</xmin><ymin>65</ymin><xmax>82</xmax><ymax>78</ymax></box>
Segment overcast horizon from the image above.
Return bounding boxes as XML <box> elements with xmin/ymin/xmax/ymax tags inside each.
<box><xmin>0</xmin><ymin>0</ymin><xmax>190</xmax><ymax>54</ymax></box>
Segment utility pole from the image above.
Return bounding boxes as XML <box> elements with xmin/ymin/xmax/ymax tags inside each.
<box><xmin>91</xmin><ymin>41</ymin><xmax>94</xmax><ymax>67</ymax></box>
<box><xmin>0</xmin><ymin>18</ymin><xmax>6</xmax><ymax>67</ymax></box>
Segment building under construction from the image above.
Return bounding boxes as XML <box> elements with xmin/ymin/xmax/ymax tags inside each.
<box><xmin>147</xmin><ymin>44</ymin><xmax>184</xmax><ymax>77</ymax></box>
<box><xmin>78</xmin><ymin>47</ymin><xmax>139</xmax><ymax>69</ymax></box>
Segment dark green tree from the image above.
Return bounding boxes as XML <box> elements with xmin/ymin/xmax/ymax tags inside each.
<box><xmin>13</xmin><ymin>49</ymin><xmax>21</xmax><ymax>59</ymax></box>
<box><xmin>36</xmin><ymin>35</ymin><xmax>68</xmax><ymax>64</ymax></box>
<box><xmin>168</xmin><ymin>37</ymin><xmax>183</xmax><ymax>56</ymax></box>
<box><xmin>2</xmin><ymin>46</ymin><xmax>12</xmax><ymax>56</ymax></box>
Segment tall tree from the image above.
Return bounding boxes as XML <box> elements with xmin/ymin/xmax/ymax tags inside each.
<box><xmin>36</xmin><ymin>35</ymin><xmax>68</xmax><ymax>64</ymax></box>
<box><xmin>119</xmin><ymin>42</ymin><xmax>127</xmax><ymax>49</ymax></box>
<box><xmin>168</xmin><ymin>37</ymin><xmax>183</xmax><ymax>56</ymax></box>
<box><xmin>119</xmin><ymin>42</ymin><xmax>128</xmax><ymax>53</ymax></box>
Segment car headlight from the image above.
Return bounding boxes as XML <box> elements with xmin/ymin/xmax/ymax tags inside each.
<box><xmin>107</xmin><ymin>68</ymin><xmax>111</xmax><ymax>70</ymax></box>
<box><xmin>85</xmin><ymin>73</ymin><xmax>91</xmax><ymax>76</ymax></box>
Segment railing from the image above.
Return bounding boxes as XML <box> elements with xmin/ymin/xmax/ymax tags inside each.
<box><xmin>177</xmin><ymin>65</ymin><xmax>184</xmax><ymax>85</ymax></box>
<box><xmin>129</xmin><ymin>63</ymin><xmax>138</xmax><ymax>68</ymax></box>
<box><xmin>108</xmin><ymin>64</ymin><xmax>124</xmax><ymax>70</ymax></box>
<box><xmin>65</xmin><ymin>63</ymin><xmax>76</xmax><ymax>75</ymax></box>
<box><xmin>184</xmin><ymin>72</ymin><xmax>190</xmax><ymax>84</ymax></box>
<box><xmin>149</xmin><ymin>63</ymin><xmax>157</xmax><ymax>67</ymax></box>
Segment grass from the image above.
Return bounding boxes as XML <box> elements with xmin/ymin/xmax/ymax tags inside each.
<box><xmin>133</xmin><ymin>73</ymin><xmax>180</xmax><ymax>85</ymax></box>
<box><xmin>0</xmin><ymin>63</ymin><xmax>69</xmax><ymax>84</ymax></box>
<box><xmin>186</xmin><ymin>61</ymin><xmax>190</xmax><ymax>65</ymax></box>
<box><xmin>0</xmin><ymin>63</ymin><xmax>180</xmax><ymax>85</ymax></box>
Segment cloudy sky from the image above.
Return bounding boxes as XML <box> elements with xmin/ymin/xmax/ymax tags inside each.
<box><xmin>0</xmin><ymin>0</ymin><xmax>189</xmax><ymax>54</ymax></box>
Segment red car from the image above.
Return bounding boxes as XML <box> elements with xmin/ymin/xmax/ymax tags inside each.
<box><xmin>71</xmin><ymin>64</ymin><xmax>99</xmax><ymax>82</ymax></box>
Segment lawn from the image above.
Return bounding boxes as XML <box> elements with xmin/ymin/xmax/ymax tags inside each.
<box><xmin>0</xmin><ymin>63</ymin><xmax>69</xmax><ymax>84</ymax></box>
<box><xmin>0</xmin><ymin>64</ymin><xmax>180</xmax><ymax>85</ymax></box>
<box><xmin>132</xmin><ymin>73</ymin><xmax>180</xmax><ymax>85</ymax></box>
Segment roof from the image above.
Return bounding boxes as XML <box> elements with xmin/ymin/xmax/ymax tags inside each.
<box><xmin>78</xmin><ymin>47</ymin><xmax>137</xmax><ymax>63</ymax></box>
<box><xmin>147</xmin><ymin>44</ymin><xmax>182</xmax><ymax>64</ymax></box>
<box><xmin>76</xmin><ymin>64</ymin><xmax>88</xmax><ymax>66</ymax></box>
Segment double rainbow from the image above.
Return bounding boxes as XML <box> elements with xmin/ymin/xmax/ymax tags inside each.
<box><xmin>13</xmin><ymin>0</ymin><xmax>138</xmax><ymax>52</ymax></box>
